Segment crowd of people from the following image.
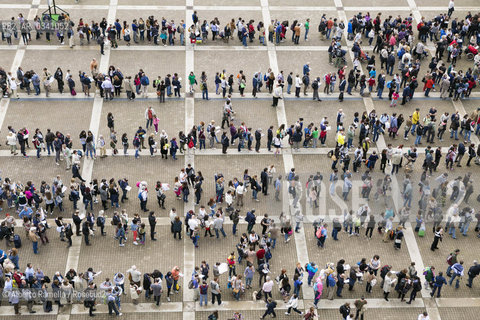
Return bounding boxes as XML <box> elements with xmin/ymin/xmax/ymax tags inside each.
<box><xmin>1</xmin><ymin>2</ymin><xmax>480</xmax><ymax>319</ymax></box>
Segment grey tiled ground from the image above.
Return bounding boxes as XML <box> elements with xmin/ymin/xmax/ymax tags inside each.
<box><xmin>70</xmin><ymin>313</ymin><xmax>183</xmax><ymax>320</ymax></box>
<box><xmin>98</xmin><ymin>100</ymin><xmax>185</xmax><ymax>142</ymax></box>
<box><xmin>1</xmin><ymin>100</ymin><xmax>93</xmax><ymax>150</ymax></box>
<box><xmin>77</xmin><ymin>225</ymin><xmax>184</xmax><ymax>304</ymax></box>
<box><xmin>2</xmin><ymin>0</ymin><xmax>480</xmax><ymax>318</ymax></box>
<box><xmin>195</xmin><ymin>99</ymin><xmax>278</xmax><ymax>137</ymax></box>
<box><xmin>438</xmin><ymin>307</ymin><xmax>480</xmax><ymax>320</ymax></box>
<box><xmin>91</xmin><ymin>156</ymin><xmax>186</xmax><ymax>216</ymax></box>
<box><xmin>194</xmin><ymin>155</ymin><xmax>284</xmax><ymax>214</ymax></box>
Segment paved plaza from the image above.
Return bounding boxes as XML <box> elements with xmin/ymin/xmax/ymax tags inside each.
<box><xmin>0</xmin><ymin>0</ymin><xmax>480</xmax><ymax>319</ymax></box>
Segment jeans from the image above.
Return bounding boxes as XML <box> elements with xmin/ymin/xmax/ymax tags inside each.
<box><xmin>449</xmin><ymin>273</ymin><xmax>461</xmax><ymax>288</ymax></box>
<box><xmin>33</xmin><ymin>241</ymin><xmax>38</xmax><ymax>254</ymax></box>
<box><xmin>449</xmin><ymin>226</ymin><xmax>456</xmax><ymax>238</ymax></box>
<box><xmin>461</xmin><ymin>220</ymin><xmax>470</xmax><ymax>235</ymax></box>
<box><xmin>108</xmin><ymin>301</ymin><xmax>120</xmax><ymax>315</ymax></box>
<box><xmin>450</xmin><ymin>129</ymin><xmax>458</xmax><ymax>140</ymax></box>
<box><xmin>245</xmin><ymin>276</ymin><xmax>253</xmax><ymax>288</ymax></box>
<box><xmin>199</xmin><ymin>293</ymin><xmax>208</xmax><ymax>306</ymax></box>
<box><xmin>415</xmin><ymin>135</ymin><xmax>422</xmax><ymax>145</ymax></box>
<box><xmin>215</xmin><ymin>227</ymin><xmax>226</xmax><ymax>238</ymax></box>
<box><xmin>332</xmin><ymin>228</ymin><xmax>339</xmax><ymax>240</ymax></box>
<box><xmin>146</xmin><ymin>118</ymin><xmax>153</xmax><ymax>129</ymax></box>
<box><xmin>431</xmin><ymin>285</ymin><xmax>443</xmax><ymax>297</ymax></box>
<box><xmin>287</xmin><ymin>83</ymin><xmax>292</xmax><ymax>94</ymax></box>
<box><xmin>308</xmin><ymin>274</ymin><xmax>314</xmax><ymax>286</ymax></box>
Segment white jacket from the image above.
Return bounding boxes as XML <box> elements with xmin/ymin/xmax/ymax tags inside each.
<box><xmin>286</xmin><ymin>296</ymin><xmax>299</xmax><ymax>308</ymax></box>
<box><xmin>6</xmin><ymin>134</ymin><xmax>17</xmax><ymax>146</ymax></box>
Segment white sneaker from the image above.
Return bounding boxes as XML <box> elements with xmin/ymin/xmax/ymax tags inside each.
<box><xmin>167</xmin><ymin>297</ymin><xmax>171</xmax><ymax>302</ymax></box>
<box><xmin>119</xmin><ymin>244</ymin><xmax>125</xmax><ymax>247</ymax></box>
<box><xmin>285</xmin><ymin>312</ymin><xmax>290</xmax><ymax>315</ymax></box>
<box><xmin>133</xmin><ymin>241</ymin><xmax>138</xmax><ymax>245</ymax></box>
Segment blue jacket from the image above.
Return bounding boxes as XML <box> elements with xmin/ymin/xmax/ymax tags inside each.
<box><xmin>433</xmin><ymin>275</ymin><xmax>447</xmax><ymax>287</ymax></box>
<box><xmin>245</xmin><ymin>211</ymin><xmax>256</xmax><ymax>224</ymax></box>
<box><xmin>327</xmin><ymin>274</ymin><xmax>336</xmax><ymax>287</ymax></box>
<box><xmin>307</xmin><ymin>264</ymin><xmax>318</xmax><ymax>276</ymax></box>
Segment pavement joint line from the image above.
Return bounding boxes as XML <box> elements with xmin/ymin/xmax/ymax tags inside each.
<box><xmin>0</xmin><ymin>146</ymin><xmax>457</xmax><ymax>157</ymax></box>
<box><xmin>70</xmin><ymin>302</ymin><xmax>183</xmax><ymax>314</ymax></box>
<box><xmin>183</xmin><ymin>1</ymin><xmax>196</xmax><ymax>310</ymax></box>
<box><xmin>3</xmin><ymin>90</ymin><xmax>480</xmax><ymax>100</ymax></box>
<box><xmin>0</xmin><ymin>44</ymin><xmax>333</xmax><ymax>51</ymax></box>
<box><xmin>406</xmin><ymin>0</ymin><xmax>423</xmax><ymax>23</ymax></box>
<box><xmin>63</xmin><ymin>3</ymin><xmax>117</xmax><ymax>320</ymax></box>
<box><xmin>451</xmin><ymin>99</ymin><xmax>480</xmax><ymax>146</ymax></box>
<box><xmin>261</xmin><ymin>0</ymin><xmax>314</xmax><ymax>301</ymax></box>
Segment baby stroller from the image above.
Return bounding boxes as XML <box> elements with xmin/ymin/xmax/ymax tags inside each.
<box><xmin>465</xmin><ymin>45</ymin><xmax>479</xmax><ymax>61</ymax></box>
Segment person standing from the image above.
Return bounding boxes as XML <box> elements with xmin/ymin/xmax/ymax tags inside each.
<box><xmin>148</xmin><ymin>211</ymin><xmax>157</xmax><ymax>241</ymax></box>
<box><xmin>339</xmin><ymin>302</ymin><xmax>351</xmax><ymax>320</ymax></box>
<box><xmin>210</xmin><ymin>277</ymin><xmax>222</xmax><ymax>305</ymax></box>
<box><xmin>272</xmin><ymin>82</ymin><xmax>282</xmax><ymax>107</ymax></box>
<box><xmin>354</xmin><ymin>296</ymin><xmax>367</xmax><ymax>320</ymax></box>
<box><xmin>84</xmin><ymin>282</ymin><xmax>97</xmax><ymax>317</ymax></box>
<box><xmin>107</xmin><ymin>288</ymin><xmax>122</xmax><ymax>316</ymax></box>
<box><xmin>430</xmin><ymin>227</ymin><xmax>443</xmax><ymax>251</ymax></box>
<box><xmin>151</xmin><ymin>278</ymin><xmax>163</xmax><ymax>306</ymax></box>
<box><xmin>82</xmin><ymin>221</ymin><xmax>91</xmax><ymax>246</ymax></box>
<box><xmin>29</xmin><ymin>227</ymin><xmax>39</xmax><ymax>254</ymax></box>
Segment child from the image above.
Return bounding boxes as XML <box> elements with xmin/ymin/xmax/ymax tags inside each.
<box><xmin>390</xmin><ymin>91</ymin><xmax>399</xmax><ymax>107</ymax></box>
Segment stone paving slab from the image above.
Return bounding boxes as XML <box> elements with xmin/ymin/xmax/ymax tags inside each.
<box><xmin>98</xmin><ymin>100</ymin><xmax>185</xmax><ymax>144</ymax></box>
<box><xmin>276</xmin><ymin>49</ymin><xmax>352</xmax><ymax>86</ymax></box>
<box><xmin>90</xmin><ymin>156</ymin><xmax>186</xmax><ymax>217</ymax></box>
<box><xmin>194</xmin><ymin>50</ymin><xmax>269</xmax><ymax>89</ymax></box>
<box><xmin>304</xmin><ymin>220</ymin><xmax>413</xmax><ymax>300</ymax></box>
<box><xmin>117</xmin><ymin>0</ymin><xmax>185</xmax><ymax>5</ymax></box>
<box><xmin>76</xmin><ymin>225</ymin><xmax>185</xmax><ymax>304</ymax></box>
<box><xmin>343</xmin><ymin>0</ymin><xmax>410</xmax><ymax>6</ymax></box>
<box><xmin>109</xmin><ymin>50</ymin><xmax>186</xmax><ymax>87</ymax></box>
<box><xmin>1</xmin><ymin>100</ymin><xmax>93</xmax><ymax>150</ymax></box>
<box><xmin>269</xmin><ymin>0</ymin><xmax>336</xmax><ymax>6</ymax></box>
<box><xmin>284</xmin><ymin>100</ymin><xmax>359</xmax><ymax>149</ymax></box>
<box><xmin>70</xmin><ymin>313</ymin><xmax>183</xmax><ymax>320</ymax></box>
<box><xmin>20</xmin><ymin>49</ymin><xmax>102</xmax><ymax>92</ymax></box>
<box><xmin>0</xmin><ymin>50</ymin><xmax>16</xmax><ymax>70</ymax></box>
<box><xmin>371</xmin><ymin>98</ymin><xmax>458</xmax><ymax>149</ymax></box>
<box><xmin>194</xmin><ymin>155</ymin><xmax>284</xmax><ymax>214</ymax></box>
<box><xmin>438</xmin><ymin>307</ymin><xmax>480</xmax><ymax>320</ymax></box>
<box><xmin>195</xmin><ymin>99</ymin><xmax>278</xmax><ymax>138</ymax></box>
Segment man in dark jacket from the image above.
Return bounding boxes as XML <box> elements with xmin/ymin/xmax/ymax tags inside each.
<box><xmin>467</xmin><ymin>261</ymin><xmax>480</xmax><ymax>288</ymax></box>
<box><xmin>221</xmin><ymin>132</ymin><xmax>229</xmax><ymax>154</ymax></box>
<box><xmin>255</xmin><ymin>129</ymin><xmax>262</xmax><ymax>152</ymax></box>
<box><xmin>339</xmin><ymin>302</ymin><xmax>351</xmax><ymax>320</ymax></box>
<box><xmin>260</xmin><ymin>168</ymin><xmax>269</xmax><ymax>195</ymax></box>
<box><xmin>148</xmin><ymin>211</ymin><xmax>157</xmax><ymax>241</ymax></box>
<box><xmin>72</xmin><ymin>210</ymin><xmax>82</xmax><ymax>236</ymax></box>
<box><xmin>245</xmin><ymin>210</ymin><xmax>256</xmax><ymax>233</ymax></box>
<box><xmin>82</xmin><ymin>221</ymin><xmax>91</xmax><ymax>245</ymax></box>
<box><xmin>260</xmin><ymin>298</ymin><xmax>277</xmax><ymax>319</ymax></box>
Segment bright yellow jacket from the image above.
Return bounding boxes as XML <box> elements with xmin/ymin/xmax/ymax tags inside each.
<box><xmin>412</xmin><ymin>111</ymin><xmax>420</xmax><ymax>124</ymax></box>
